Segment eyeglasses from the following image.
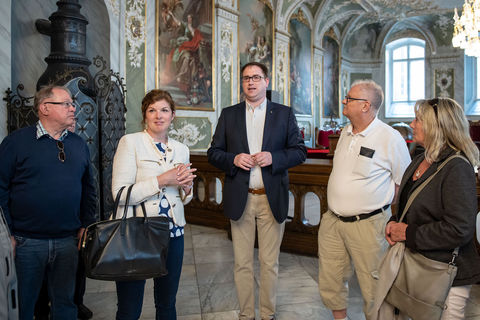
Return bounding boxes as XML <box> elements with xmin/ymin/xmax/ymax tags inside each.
<box><xmin>57</xmin><ymin>141</ymin><xmax>66</xmax><ymax>163</ymax></box>
<box><xmin>44</xmin><ymin>101</ymin><xmax>75</xmax><ymax>108</ymax></box>
<box><xmin>344</xmin><ymin>96</ymin><xmax>369</xmax><ymax>103</ymax></box>
<box><xmin>241</xmin><ymin>75</ymin><xmax>265</xmax><ymax>82</ymax></box>
<box><xmin>427</xmin><ymin>98</ymin><xmax>439</xmax><ymax>118</ymax></box>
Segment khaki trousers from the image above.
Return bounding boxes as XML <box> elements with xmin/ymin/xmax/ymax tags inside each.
<box><xmin>231</xmin><ymin>194</ymin><xmax>285</xmax><ymax>320</ymax></box>
<box><xmin>318</xmin><ymin>209</ymin><xmax>390</xmax><ymax>318</ymax></box>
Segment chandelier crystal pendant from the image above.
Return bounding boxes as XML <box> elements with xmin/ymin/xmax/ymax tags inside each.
<box><xmin>452</xmin><ymin>0</ymin><xmax>480</xmax><ymax>57</ymax></box>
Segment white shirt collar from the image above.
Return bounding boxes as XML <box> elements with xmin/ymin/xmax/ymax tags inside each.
<box><xmin>346</xmin><ymin>117</ymin><xmax>379</xmax><ymax>137</ymax></box>
<box><xmin>246</xmin><ymin>98</ymin><xmax>267</xmax><ymax>112</ymax></box>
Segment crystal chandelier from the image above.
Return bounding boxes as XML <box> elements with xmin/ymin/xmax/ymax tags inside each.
<box><xmin>452</xmin><ymin>0</ymin><xmax>480</xmax><ymax>57</ymax></box>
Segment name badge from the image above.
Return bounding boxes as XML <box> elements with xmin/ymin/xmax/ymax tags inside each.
<box><xmin>359</xmin><ymin>146</ymin><xmax>375</xmax><ymax>158</ymax></box>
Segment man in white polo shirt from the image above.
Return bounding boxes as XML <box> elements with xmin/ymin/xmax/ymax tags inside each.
<box><xmin>318</xmin><ymin>80</ymin><xmax>411</xmax><ymax>320</ymax></box>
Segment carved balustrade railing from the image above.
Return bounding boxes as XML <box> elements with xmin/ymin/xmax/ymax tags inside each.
<box><xmin>185</xmin><ymin>153</ymin><xmax>333</xmax><ymax>256</ymax></box>
<box><xmin>185</xmin><ymin>153</ymin><xmax>480</xmax><ymax>257</ymax></box>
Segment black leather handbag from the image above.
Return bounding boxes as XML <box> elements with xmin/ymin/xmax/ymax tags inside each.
<box><xmin>81</xmin><ymin>185</ymin><xmax>170</xmax><ymax>281</ymax></box>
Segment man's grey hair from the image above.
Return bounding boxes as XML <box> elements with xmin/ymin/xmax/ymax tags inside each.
<box><xmin>351</xmin><ymin>79</ymin><xmax>384</xmax><ymax>111</ymax></box>
<box><xmin>34</xmin><ymin>85</ymin><xmax>71</xmax><ymax>111</ymax></box>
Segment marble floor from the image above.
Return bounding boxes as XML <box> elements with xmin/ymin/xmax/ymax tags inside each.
<box><xmin>84</xmin><ymin>224</ymin><xmax>480</xmax><ymax>320</ymax></box>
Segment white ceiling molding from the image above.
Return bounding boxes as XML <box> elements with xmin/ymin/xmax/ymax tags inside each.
<box><xmin>374</xmin><ymin>19</ymin><xmax>438</xmax><ymax>59</ymax></box>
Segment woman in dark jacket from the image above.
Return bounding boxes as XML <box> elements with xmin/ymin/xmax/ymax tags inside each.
<box><xmin>386</xmin><ymin>97</ymin><xmax>480</xmax><ymax>320</ymax></box>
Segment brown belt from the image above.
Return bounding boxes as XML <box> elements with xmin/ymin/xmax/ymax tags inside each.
<box><xmin>248</xmin><ymin>188</ymin><xmax>266</xmax><ymax>195</ymax></box>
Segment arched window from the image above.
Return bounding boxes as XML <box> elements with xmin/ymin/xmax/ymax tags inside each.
<box><xmin>465</xmin><ymin>55</ymin><xmax>480</xmax><ymax>115</ymax></box>
<box><xmin>385</xmin><ymin>38</ymin><xmax>425</xmax><ymax>118</ymax></box>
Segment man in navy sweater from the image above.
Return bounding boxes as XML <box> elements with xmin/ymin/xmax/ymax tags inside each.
<box><xmin>0</xmin><ymin>85</ymin><xmax>97</xmax><ymax>320</ymax></box>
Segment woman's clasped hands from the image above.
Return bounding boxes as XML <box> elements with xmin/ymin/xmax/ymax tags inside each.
<box><xmin>157</xmin><ymin>163</ymin><xmax>197</xmax><ymax>195</ymax></box>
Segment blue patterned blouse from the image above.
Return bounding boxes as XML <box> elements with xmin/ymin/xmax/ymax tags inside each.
<box><xmin>156</xmin><ymin>142</ymin><xmax>184</xmax><ymax>238</ymax></box>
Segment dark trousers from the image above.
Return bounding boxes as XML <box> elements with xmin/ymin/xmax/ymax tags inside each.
<box><xmin>34</xmin><ymin>250</ymin><xmax>86</xmax><ymax>317</ymax></box>
<box><xmin>115</xmin><ymin>235</ymin><xmax>184</xmax><ymax>320</ymax></box>
<box><xmin>15</xmin><ymin>236</ymin><xmax>78</xmax><ymax>320</ymax></box>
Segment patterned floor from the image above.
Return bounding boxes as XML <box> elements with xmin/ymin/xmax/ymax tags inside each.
<box><xmin>84</xmin><ymin>224</ymin><xmax>480</xmax><ymax>320</ymax></box>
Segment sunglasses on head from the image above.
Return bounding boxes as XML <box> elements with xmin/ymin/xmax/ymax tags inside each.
<box><xmin>427</xmin><ymin>98</ymin><xmax>439</xmax><ymax>118</ymax></box>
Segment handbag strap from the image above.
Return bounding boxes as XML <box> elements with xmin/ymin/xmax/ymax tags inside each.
<box><xmin>398</xmin><ymin>153</ymin><xmax>468</xmax><ymax>263</ymax></box>
<box><xmin>120</xmin><ymin>185</ymin><xmax>149</xmax><ymax>220</ymax></box>
<box><xmin>122</xmin><ymin>185</ymin><xmax>135</xmax><ymax>219</ymax></box>
<box><xmin>112</xmin><ymin>186</ymin><xmax>126</xmax><ymax>220</ymax></box>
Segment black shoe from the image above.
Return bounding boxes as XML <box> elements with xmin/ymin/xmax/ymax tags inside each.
<box><xmin>77</xmin><ymin>304</ymin><xmax>93</xmax><ymax>320</ymax></box>
<box><xmin>34</xmin><ymin>315</ymin><xmax>49</xmax><ymax>320</ymax></box>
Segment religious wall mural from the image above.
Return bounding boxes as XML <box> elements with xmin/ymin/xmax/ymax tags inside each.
<box><xmin>323</xmin><ymin>35</ymin><xmax>339</xmax><ymax>118</ymax></box>
<box><xmin>289</xmin><ymin>10</ymin><xmax>312</xmax><ymax>115</ymax></box>
<box><xmin>239</xmin><ymin>0</ymin><xmax>273</xmax><ymax>93</ymax></box>
<box><xmin>156</xmin><ymin>0</ymin><xmax>214</xmax><ymax>110</ymax></box>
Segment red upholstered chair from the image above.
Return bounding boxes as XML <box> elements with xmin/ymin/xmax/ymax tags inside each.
<box><xmin>317</xmin><ymin>129</ymin><xmax>333</xmax><ymax>149</ymax></box>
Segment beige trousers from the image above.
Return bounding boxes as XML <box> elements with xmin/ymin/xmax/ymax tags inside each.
<box><xmin>231</xmin><ymin>194</ymin><xmax>285</xmax><ymax>320</ymax></box>
<box><xmin>318</xmin><ymin>209</ymin><xmax>390</xmax><ymax>318</ymax></box>
<box><xmin>441</xmin><ymin>285</ymin><xmax>472</xmax><ymax>320</ymax></box>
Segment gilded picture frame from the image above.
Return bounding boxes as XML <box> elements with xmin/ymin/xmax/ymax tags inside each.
<box><xmin>155</xmin><ymin>0</ymin><xmax>215</xmax><ymax>111</ymax></box>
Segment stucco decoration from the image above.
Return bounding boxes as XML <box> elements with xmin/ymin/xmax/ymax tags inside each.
<box><xmin>169</xmin><ymin>117</ymin><xmax>211</xmax><ymax>150</ymax></box>
<box><xmin>126</xmin><ymin>0</ymin><xmax>145</xmax><ymax>68</ymax></box>
<box><xmin>425</xmin><ymin>13</ymin><xmax>454</xmax><ymax>47</ymax></box>
<box><xmin>276</xmin><ymin>37</ymin><xmax>289</xmax><ymax>104</ymax></box>
<box><xmin>314</xmin><ymin>56</ymin><xmax>322</xmax><ymax>98</ymax></box>
<box><xmin>435</xmin><ymin>68</ymin><xmax>454</xmax><ymax>98</ymax></box>
<box><xmin>106</xmin><ymin>0</ymin><xmax>120</xmax><ymax>17</ymax></box>
<box><xmin>219</xmin><ymin>0</ymin><xmax>235</xmax><ymax>9</ymax></box>
<box><xmin>220</xmin><ymin>22</ymin><xmax>233</xmax><ymax>83</ymax></box>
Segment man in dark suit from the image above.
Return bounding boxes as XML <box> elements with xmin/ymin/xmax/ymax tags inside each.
<box><xmin>208</xmin><ymin>62</ymin><xmax>306</xmax><ymax>320</ymax></box>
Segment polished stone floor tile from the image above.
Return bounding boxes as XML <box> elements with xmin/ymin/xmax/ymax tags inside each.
<box><xmin>195</xmin><ymin>261</ymin><xmax>235</xmax><ymax>285</ymax></box>
<box><xmin>83</xmin><ymin>291</ymin><xmax>118</xmax><ymax>319</ymax></box>
<box><xmin>202</xmin><ymin>310</ymin><xmax>239</xmax><ymax>319</ymax></box>
<box><xmin>84</xmin><ymin>278</ymin><xmax>116</xmax><ymax>293</ymax></box>
<box><xmin>177</xmin><ymin>315</ymin><xmax>202</xmax><ymax>320</ymax></box>
<box><xmin>198</xmin><ymin>282</ymin><xmax>239</xmax><ymax>313</ymax></box>
<box><xmin>275</xmin><ymin>301</ymin><xmax>333</xmax><ymax>320</ymax></box>
<box><xmin>183</xmin><ymin>248</ymin><xmax>195</xmax><ymax>265</ymax></box>
<box><xmin>189</xmin><ymin>224</ymin><xmax>225</xmax><ymax>235</ymax></box>
<box><xmin>192</xmin><ymin>231</ymin><xmax>233</xmax><ymax>248</ymax></box>
<box><xmin>176</xmin><ymin>284</ymin><xmax>201</xmax><ymax>316</ymax></box>
<box><xmin>179</xmin><ymin>264</ymin><xmax>197</xmax><ymax>287</ymax></box>
<box><xmin>193</xmin><ymin>245</ymin><xmax>234</xmax><ymax>264</ymax></box>
<box><xmin>83</xmin><ymin>225</ymin><xmax>480</xmax><ymax>320</ymax></box>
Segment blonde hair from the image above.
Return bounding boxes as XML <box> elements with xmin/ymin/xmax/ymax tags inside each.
<box><xmin>414</xmin><ymin>98</ymin><xmax>479</xmax><ymax>166</ymax></box>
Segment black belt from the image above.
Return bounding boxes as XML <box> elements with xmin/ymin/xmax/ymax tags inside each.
<box><xmin>332</xmin><ymin>204</ymin><xmax>390</xmax><ymax>222</ymax></box>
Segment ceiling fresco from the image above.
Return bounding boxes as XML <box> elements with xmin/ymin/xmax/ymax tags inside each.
<box><xmin>274</xmin><ymin>0</ymin><xmax>464</xmax><ymax>50</ymax></box>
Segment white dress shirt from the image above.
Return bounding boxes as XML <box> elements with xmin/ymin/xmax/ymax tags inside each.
<box><xmin>245</xmin><ymin>98</ymin><xmax>267</xmax><ymax>189</ymax></box>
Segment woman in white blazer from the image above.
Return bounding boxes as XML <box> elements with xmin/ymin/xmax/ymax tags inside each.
<box><xmin>111</xmin><ymin>89</ymin><xmax>196</xmax><ymax>320</ymax></box>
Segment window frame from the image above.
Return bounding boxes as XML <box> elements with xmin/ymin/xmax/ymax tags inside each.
<box><xmin>385</xmin><ymin>38</ymin><xmax>426</xmax><ymax>118</ymax></box>
<box><xmin>464</xmin><ymin>55</ymin><xmax>480</xmax><ymax>116</ymax></box>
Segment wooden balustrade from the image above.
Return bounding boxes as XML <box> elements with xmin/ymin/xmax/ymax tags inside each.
<box><xmin>185</xmin><ymin>152</ymin><xmax>480</xmax><ymax>256</ymax></box>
